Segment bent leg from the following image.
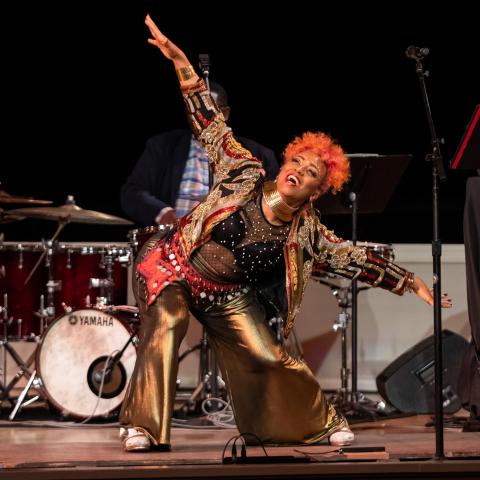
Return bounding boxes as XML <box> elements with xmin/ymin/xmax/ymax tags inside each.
<box><xmin>119</xmin><ymin>282</ymin><xmax>190</xmax><ymax>445</ymax></box>
<box><xmin>197</xmin><ymin>292</ymin><xmax>346</xmax><ymax>445</ymax></box>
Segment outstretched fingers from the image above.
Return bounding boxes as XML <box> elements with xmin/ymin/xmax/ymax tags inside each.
<box><xmin>145</xmin><ymin>14</ymin><xmax>169</xmax><ymax>47</ymax></box>
<box><xmin>144</xmin><ymin>14</ymin><xmax>188</xmax><ymax>65</ymax></box>
<box><xmin>426</xmin><ymin>288</ymin><xmax>452</xmax><ymax>308</ymax></box>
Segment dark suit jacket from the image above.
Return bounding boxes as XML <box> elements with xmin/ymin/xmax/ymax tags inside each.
<box><xmin>121</xmin><ymin>129</ymin><xmax>279</xmax><ymax>226</ymax></box>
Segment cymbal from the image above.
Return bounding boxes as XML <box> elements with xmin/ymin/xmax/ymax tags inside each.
<box><xmin>0</xmin><ymin>190</ymin><xmax>53</xmax><ymax>205</ymax></box>
<box><xmin>8</xmin><ymin>201</ymin><xmax>133</xmax><ymax>225</ymax></box>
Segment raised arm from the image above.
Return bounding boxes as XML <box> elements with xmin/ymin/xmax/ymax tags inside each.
<box><xmin>144</xmin><ymin>15</ymin><xmax>264</xmax><ymax>178</ymax></box>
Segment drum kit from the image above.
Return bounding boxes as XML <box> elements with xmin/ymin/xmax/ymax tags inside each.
<box><xmin>1</xmin><ymin>188</ymin><xmax>398</xmax><ymax>422</ymax></box>
<box><xmin>0</xmin><ymin>190</ymin><xmax>142</xmax><ymax>420</ymax></box>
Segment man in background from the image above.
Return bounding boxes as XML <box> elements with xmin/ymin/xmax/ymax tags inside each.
<box><xmin>121</xmin><ymin>82</ymin><xmax>278</xmax><ymax>226</ymax></box>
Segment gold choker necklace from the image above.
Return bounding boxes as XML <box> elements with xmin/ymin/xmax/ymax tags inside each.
<box><xmin>262</xmin><ymin>181</ymin><xmax>298</xmax><ymax>223</ymax></box>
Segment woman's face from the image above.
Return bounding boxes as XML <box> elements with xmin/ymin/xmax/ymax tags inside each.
<box><xmin>277</xmin><ymin>150</ymin><xmax>328</xmax><ymax>208</ymax></box>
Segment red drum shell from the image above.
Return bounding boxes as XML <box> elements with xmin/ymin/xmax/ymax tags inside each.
<box><xmin>0</xmin><ymin>242</ymin><xmax>46</xmax><ymax>338</ymax></box>
<box><xmin>51</xmin><ymin>244</ymin><xmax>130</xmax><ymax>311</ymax></box>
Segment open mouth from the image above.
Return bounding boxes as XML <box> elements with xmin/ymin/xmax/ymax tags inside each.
<box><xmin>286</xmin><ymin>174</ymin><xmax>300</xmax><ymax>186</ymax></box>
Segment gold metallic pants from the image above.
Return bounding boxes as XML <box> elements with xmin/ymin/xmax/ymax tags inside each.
<box><xmin>120</xmin><ymin>273</ymin><xmax>346</xmax><ymax>446</ymax></box>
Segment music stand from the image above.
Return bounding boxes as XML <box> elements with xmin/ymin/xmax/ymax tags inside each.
<box><xmin>453</xmin><ymin>106</ymin><xmax>480</xmax><ymax>432</ymax></box>
<box><xmin>316</xmin><ymin>153</ymin><xmax>411</xmax><ymax>419</ymax></box>
<box><xmin>450</xmin><ymin>105</ymin><xmax>480</xmax><ymax>171</ymax></box>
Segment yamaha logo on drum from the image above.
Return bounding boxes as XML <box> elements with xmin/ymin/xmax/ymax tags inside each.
<box><xmin>69</xmin><ymin>314</ymin><xmax>114</xmax><ymax>327</ymax></box>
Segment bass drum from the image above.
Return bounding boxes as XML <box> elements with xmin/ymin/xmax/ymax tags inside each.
<box><xmin>36</xmin><ymin>308</ymin><xmax>137</xmax><ymax>419</ymax></box>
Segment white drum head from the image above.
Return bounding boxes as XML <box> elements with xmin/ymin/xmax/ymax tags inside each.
<box><xmin>37</xmin><ymin>308</ymin><xmax>137</xmax><ymax>418</ymax></box>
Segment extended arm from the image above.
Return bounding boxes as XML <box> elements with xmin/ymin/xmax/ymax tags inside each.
<box><xmin>144</xmin><ymin>15</ymin><xmax>264</xmax><ymax>177</ymax></box>
<box><xmin>313</xmin><ymin>226</ymin><xmax>452</xmax><ymax>308</ymax></box>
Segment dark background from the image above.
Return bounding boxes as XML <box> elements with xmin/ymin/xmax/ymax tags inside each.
<box><xmin>2</xmin><ymin>2</ymin><xmax>478</xmax><ymax>245</ymax></box>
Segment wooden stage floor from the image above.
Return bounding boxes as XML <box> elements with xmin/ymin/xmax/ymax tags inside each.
<box><xmin>1</xmin><ymin>408</ymin><xmax>479</xmax><ymax>480</ymax></box>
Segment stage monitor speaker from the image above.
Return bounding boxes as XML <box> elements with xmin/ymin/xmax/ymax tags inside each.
<box><xmin>376</xmin><ymin>330</ymin><xmax>469</xmax><ymax>414</ymax></box>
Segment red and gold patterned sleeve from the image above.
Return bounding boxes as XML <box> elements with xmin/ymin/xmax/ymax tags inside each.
<box><xmin>180</xmin><ymin>80</ymin><xmax>263</xmax><ymax>176</ymax></box>
<box><xmin>313</xmin><ymin>224</ymin><xmax>412</xmax><ymax>295</ymax></box>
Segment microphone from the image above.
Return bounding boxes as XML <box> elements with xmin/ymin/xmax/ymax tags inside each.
<box><xmin>405</xmin><ymin>45</ymin><xmax>429</xmax><ymax>60</ymax></box>
<box><xmin>198</xmin><ymin>53</ymin><xmax>210</xmax><ymax>78</ymax></box>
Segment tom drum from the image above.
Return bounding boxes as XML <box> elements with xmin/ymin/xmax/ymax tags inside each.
<box><xmin>128</xmin><ymin>224</ymin><xmax>174</xmax><ymax>258</ymax></box>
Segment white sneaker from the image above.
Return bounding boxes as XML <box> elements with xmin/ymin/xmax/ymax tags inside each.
<box><xmin>119</xmin><ymin>427</ymin><xmax>151</xmax><ymax>452</ymax></box>
<box><xmin>329</xmin><ymin>426</ymin><xmax>354</xmax><ymax>446</ymax></box>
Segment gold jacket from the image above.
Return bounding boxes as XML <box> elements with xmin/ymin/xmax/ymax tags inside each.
<box><xmin>172</xmin><ymin>81</ymin><xmax>410</xmax><ymax>337</ymax></box>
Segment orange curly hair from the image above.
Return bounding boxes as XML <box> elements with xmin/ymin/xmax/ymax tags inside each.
<box><xmin>283</xmin><ymin>132</ymin><xmax>350</xmax><ymax>194</ymax></box>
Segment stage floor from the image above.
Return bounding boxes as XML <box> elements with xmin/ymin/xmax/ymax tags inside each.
<box><xmin>1</xmin><ymin>408</ymin><xmax>479</xmax><ymax>480</ymax></box>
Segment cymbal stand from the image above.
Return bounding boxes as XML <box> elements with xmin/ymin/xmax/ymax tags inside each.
<box><xmin>23</xmin><ymin>219</ymin><xmax>67</xmax><ymax>288</ymax></box>
<box><xmin>32</xmin><ymin>240</ymin><xmax>62</xmax><ymax>335</ymax></box>
<box><xmin>0</xmin><ymin>294</ymin><xmax>10</xmax><ymax>402</ymax></box>
<box><xmin>331</xmin><ymin>280</ymin><xmax>350</xmax><ymax>406</ymax></box>
<box><xmin>312</xmin><ymin>276</ymin><xmax>351</xmax><ymax>406</ymax></box>
<box><xmin>101</xmin><ymin>249</ymin><xmax>114</xmax><ymax>306</ymax></box>
<box><xmin>45</xmin><ymin>241</ymin><xmax>61</xmax><ymax>324</ymax></box>
<box><xmin>268</xmin><ymin>315</ymin><xmax>305</xmax><ymax>360</ymax></box>
<box><xmin>8</xmin><ymin>369</ymin><xmax>42</xmax><ymax>420</ymax></box>
<box><xmin>24</xmin><ymin>221</ymin><xmax>67</xmax><ymax>332</ymax></box>
<box><xmin>313</xmin><ymin>276</ymin><xmax>373</xmax><ymax>414</ymax></box>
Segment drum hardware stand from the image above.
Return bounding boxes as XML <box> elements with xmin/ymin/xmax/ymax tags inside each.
<box><xmin>23</xmin><ymin>219</ymin><xmax>68</xmax><ymax>288</ymax></box>
<box><xmin>0</xmin><ymin>342</ymin><xmax>41</xmax><ymax>410</ymax></box>
<box><xmin>286</xmin><ymin>327</ymin><xmax>304</xmax><ymax>360</ymax></box>
<box><xmin>0</xmin><ymin>294</ymin><xmax>42</xmax><ymax>408</ymax></box>
<box><xmin>176</xmin><ymin>328</ymin><xmax>225</xmax><ymax>417</ymax></box>
<box><xmin>23</xmin><ymin>220</ymin><xmax>68</xmax><ymax>331</ymax></box>
<box><xmin>34</xmin><ymin>286</ymin><xmax>62</xmax><ymax>335</ymax></box>
<box><xmin>268</xmin><ymin>315</ymin><xmax>304</xmax><ymax>360</ymax></box>
<box><xmin>8</xmin><ymin>369</ymin><xmax>43</xmax><ymax>420</ymax></box>
<box><xmin>313</xmin><ymin>276</ymin><xmax>371</xmax><ymax>409</ymax></box>
<box><xmin>316</xmin><ymin>277</ymin><xmax>351</xmax><ymax>406</ymax></box>
<box><xmin>90</xmin><ymin>247</ymin><xmax>131</xmax><ymax>307</ymax></box>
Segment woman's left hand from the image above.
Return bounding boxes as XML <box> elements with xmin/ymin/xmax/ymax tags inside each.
<box><xmin>412</xmin><ymin>275</ymin><xmax>452</xmax><ymax>308</ymax></box>
<box><xmin>144</xmin><ymin>14</ymin><xmax>189</xmax><ymax>67</ymax></box>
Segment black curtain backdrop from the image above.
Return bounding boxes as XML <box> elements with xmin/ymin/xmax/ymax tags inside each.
<box><xmin>2</xmin><ymin>2</ymin><xmax>477</xmax><ymax>245</ymax></box>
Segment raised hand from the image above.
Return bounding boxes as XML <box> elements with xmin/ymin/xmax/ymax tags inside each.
<box><xmin>144</xmin><ymin>14</ymin><xmax>188</xmax><ymax>66</ymax></box>
<box><xmin>412</xmin><ymin>275</ymin><xmax>452</xmax><ymax>308</ymax></box>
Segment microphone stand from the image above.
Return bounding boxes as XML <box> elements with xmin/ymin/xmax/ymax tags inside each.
<box><xmin>177</xmin><ymin>54</ymin><xmax>223</xmax><ymax>414</ymax></box>
<box><xmin>198</xmin><ymin>54</ymin><xmax>210</xmax><ymax>92</ymax></box>
<box><xmin>406</xmin><ymin>45</ymin><xmax>447</xmax><ymax>460</ymax></box>
<box><xmin>199</xmin><ymin>53</ymin><xmax>212</xmax><ymax>190</ymax></box>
